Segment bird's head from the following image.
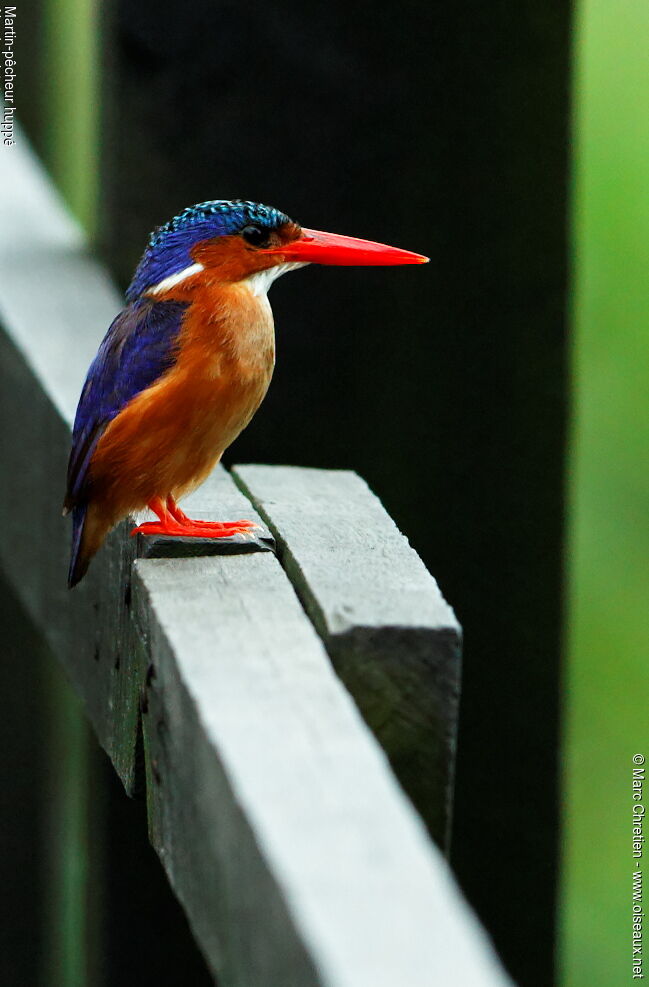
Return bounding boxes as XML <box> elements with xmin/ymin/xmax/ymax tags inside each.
<box><xmin>127</xmin><ymin>199</ymin><xmax>428</xmax><ymax>301</ymax></box>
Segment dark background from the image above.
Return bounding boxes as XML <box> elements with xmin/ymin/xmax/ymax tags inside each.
<box><xmin>16</xmin><ymin>2</ymin><xmax>573</xmax><ymax>984</ymax></box>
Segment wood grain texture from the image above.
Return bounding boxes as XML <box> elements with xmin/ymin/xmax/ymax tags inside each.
<box><xmin>233</xmin><ymin>464</ymin><xmax>461</xmax><ymax>849</ymax></box>
<box><xmin>133</xmin><ymin>553</ymin><xmax>510</xmax><ymax>987</ymax></box>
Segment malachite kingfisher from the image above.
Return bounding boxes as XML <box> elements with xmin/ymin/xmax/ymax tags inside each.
<box><xmin>64</xmin><ymin>199</ymin><xmax>428</xmax><ymax>587</ymax></box>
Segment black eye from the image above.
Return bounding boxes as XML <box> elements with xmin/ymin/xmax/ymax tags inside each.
<box><xmin>241</xmin><ymin>225</ymin><xmax>271</xmax><ymax>248</ymax></box>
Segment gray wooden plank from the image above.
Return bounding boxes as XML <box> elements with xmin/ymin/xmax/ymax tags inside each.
<box><xmin>133</xmin><ymin>553</ymin><xmax>511</xmax><ymax>987</ymax></box>
<box><xmin>233</xmin><ymin>465</ymin><xmax>461</xmax><ymax>849</ymax></box>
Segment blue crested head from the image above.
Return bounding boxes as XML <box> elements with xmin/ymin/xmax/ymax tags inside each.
<box><xmin>126</xmin><ymin>199</ymin><xmax>292</xmax><ymax>301</ymax></box>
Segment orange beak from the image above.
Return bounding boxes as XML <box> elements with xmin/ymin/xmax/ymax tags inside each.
<box><xmin>261</xmin><ymin>228</ymin><xmax>429</xmax><ymax>266</ymax></box>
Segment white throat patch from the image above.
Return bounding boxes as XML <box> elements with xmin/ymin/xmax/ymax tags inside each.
<box><xmin>244</xmin><ymin>262</ymin><xmax>308</xmax><ymax>297</ymax></box>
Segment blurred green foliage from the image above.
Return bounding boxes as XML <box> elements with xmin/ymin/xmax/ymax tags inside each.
<box><xmin>561</xmin><ymin>1</ymin><xmax>649</xmax><ymax>983</ymax></box>
<box><xmin>41</xmin><ymin>0</ymin><xmax>99</xmax><ymax>236</ymax></box>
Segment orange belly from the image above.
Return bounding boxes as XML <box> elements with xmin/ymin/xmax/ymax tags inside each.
<box><xmin>88</xmin><ymin>278</ymin><xmax>275</xmax><ymax>526</ymax></box>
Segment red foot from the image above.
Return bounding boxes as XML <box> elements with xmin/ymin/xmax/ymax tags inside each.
<box><xmin>166</xmin><ymin>497</ymin><xmax>258</xmax><ymax>531</ymax></box>
<box><xmin>130</xmin><ymin>495</ymin><xmax>261</xmax><ymax>540</ymax></box>
<box><xmin>168</xmin><ymin>516</ymin><xmax>260</xmax><ymax>532</ymax></box>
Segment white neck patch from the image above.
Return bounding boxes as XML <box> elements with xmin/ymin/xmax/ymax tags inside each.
<box><xmin>148</xmin><ymin>262</ymin><xmax>204</xmax><ymax>295</ymax></box>
<box><xmin>244</xmin><ymin>262</ymin><xmax>308</xmax><ymax>297</ymax></box>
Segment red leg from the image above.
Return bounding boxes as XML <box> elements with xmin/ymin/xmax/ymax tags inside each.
<box><xmin>130</xmin><ymin>495</ymin><xmax>260</xmax><ymax>539</ymax></box>
<box><xmin>130</xmin><ymin>496</ymin><xmax>187</xmax><ymax>537</ymax></box>
<box><xmin>165</xmin><ymin>495</ymin><xmax>191</xmax><ymax>525</ymax></box>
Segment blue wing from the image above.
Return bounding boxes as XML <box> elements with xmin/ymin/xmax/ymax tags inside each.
<box><xmin>64</xmin><ymin>296</ymin><xmax>188</xmax><ymax>511</ymax></box>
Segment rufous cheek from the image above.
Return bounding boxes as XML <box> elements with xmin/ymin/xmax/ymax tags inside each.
<box><xmin>190</xmin><ymin>236</ymin><xmax>281</xmax><ymax>282</ymax></box>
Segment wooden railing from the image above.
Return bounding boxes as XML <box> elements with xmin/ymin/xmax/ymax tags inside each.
<box><xmin>0</xmin><ymin>132</ymin><xmax>514</xmax><ymax>986</ymax></box>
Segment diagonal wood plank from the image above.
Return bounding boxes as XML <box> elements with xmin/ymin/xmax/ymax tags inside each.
<box><xmin>134</xmin><ymin>552</ymin><xmax>510</xmax><ymax>987</ymax></box>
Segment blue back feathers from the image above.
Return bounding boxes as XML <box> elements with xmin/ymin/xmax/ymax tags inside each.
<box><xmin>126</xmin><ymin>199</ymin><xmax>291</xmax><ymax>301</ymax></box>
<box><xmin>65</xmin><ymin>297</ymin><xmax>187</xmax><ymax>511</ymax></box>
<box><xmin>66</xmin><ymin>296</ymin><xmax>187</xmax><ymax>586</ymax></box>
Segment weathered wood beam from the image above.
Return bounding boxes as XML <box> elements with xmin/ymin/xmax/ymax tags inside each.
<box><xmin>133</xmin><ymin>551</ymin><xmax>506</xmax><ymax>987</ymax></box>
<box><xmin>234</xmin><ymin>464</ymin><xmax>461</xmax><ymax>850</ymax></box>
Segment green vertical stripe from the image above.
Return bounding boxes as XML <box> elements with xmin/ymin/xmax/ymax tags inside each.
<box><xmin>42</xmin><ymin>663</ymin><xmax>97</xmax><ymax>987</ymax></box>
<box><xmin>562</xmin><ymin>1</ymin><xmax>649</xmax><ymax>983</ymax></box>
<box><xmin>40</xmin><ymin>0</ymin><xmax>100</xmax><ymax>235</ymax></box>
<box><xmin>36</xmin><ymin>4</ymin><xmax>102</xmax><ymax>980</ymax></box>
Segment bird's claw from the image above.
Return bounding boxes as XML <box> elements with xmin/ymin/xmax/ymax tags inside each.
<box><xmin>130</xmin><ymin>518</ymin><xmax>263</xmax><ymax>539</ymax></box>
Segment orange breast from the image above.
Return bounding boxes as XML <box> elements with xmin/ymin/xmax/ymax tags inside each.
<box><xmin>89</xmin><ymin>278</ymin><xmax>275</xmax><ymax>523</ymax></box>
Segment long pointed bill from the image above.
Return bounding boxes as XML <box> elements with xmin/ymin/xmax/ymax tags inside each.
<box><xmin>261</xmin><ymin>228</ymin><xmax>429</xmax><ymax>266</ymax></box>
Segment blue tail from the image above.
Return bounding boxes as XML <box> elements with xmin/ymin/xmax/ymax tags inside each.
<box><xmin>68</xmin><ymin>504</ymin><xmax>88</xmax><ymax>588</ymax></box>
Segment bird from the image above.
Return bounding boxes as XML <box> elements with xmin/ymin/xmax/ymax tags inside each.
<box><xmin>63</xmin><ymin>199</ymin><xmax>428</xmax><ymax>587</ymax></box>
